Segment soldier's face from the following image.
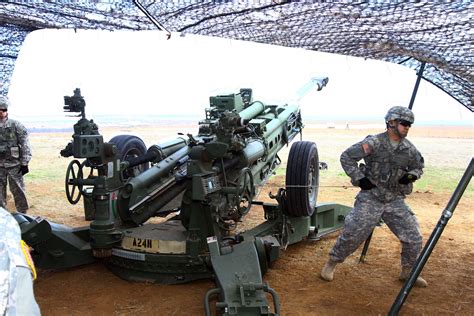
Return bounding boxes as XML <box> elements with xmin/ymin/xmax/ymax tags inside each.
<box><xmin>396</xmin><ymin>120</ymin><xmax>410</xmax><ymax>138</ymax></box>
<box><xmin>0</xmin><ymin>108</ymin><xmax>7</xmax><ymax>120</ymax></box>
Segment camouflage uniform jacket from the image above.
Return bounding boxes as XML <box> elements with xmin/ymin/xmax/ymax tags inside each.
<box><xmin>0</xmin><ymin>207</ymin><xmax>30</xmax><ymax>314</ymax></box>
<box><xmin>340</xmin><ymin>131</ymin><xmax>424</xmax><ymax>203</ymax></box>
<box><xmin>0</xmin><ymin>119</ymin><xmax>32</xmax><ymax>168</ymax></box>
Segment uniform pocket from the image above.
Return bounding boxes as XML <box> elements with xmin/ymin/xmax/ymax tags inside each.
<box><xmin>10</xmin><ymin>146</ymin><xmax>20</xmax><ymax>158</ymax></box>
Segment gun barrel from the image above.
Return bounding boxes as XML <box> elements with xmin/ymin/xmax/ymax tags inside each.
<box><xmin>151</xmin><ymin>137</ymin><xmax>188</xmax><ymax>160</ymax></box>
<box><xmin>125</xmin><ymin>137</ymin><xmax>189</xmax><ymax>168</ymax></box>
<box><xmin>295</xmin><ymin>76</ymin><xmax>329</xmax><ymax>101</ymax></box>
<box><xmin>122</xmin><ymin>145</ymin><xmax>191</xmax><ymax>199</ymax></box>
<box><xmin>239</xmin><ymin>101</ymin><xmax>265</xmax><ymax>120</ymax></box>
<box><xmin>129</xmin><ymin>177</ymin><xmax>187</xmax><ymax>224</ymax></box>
<box><xmin>126</xmin><ymin>151</ymin><xmax>158</xmax><ymax>168</ymax></box>
<box><xmin>263</xmin><ymin>104</ymin><xmax>299</xmax><ymax>140</ymax></box>
<box><xmin>241</xmin><ymin>140</ymin><xmax>266</xmax><ymax>166</ymax></box>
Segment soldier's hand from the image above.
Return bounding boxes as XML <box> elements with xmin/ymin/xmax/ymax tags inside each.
<box><xmin>398</xmin><ymin>173</ymin><xmax>417</xmax><ymax>184</ymax></box>
<box><xmin>358</xmin><ymin>177</ymin><xmax>376</xmax><ymax>190</ymax></box>
<box><xmin>19</xmin><ymin>165</ymin><xmax>29</xmax><ymax>175</ymax></box>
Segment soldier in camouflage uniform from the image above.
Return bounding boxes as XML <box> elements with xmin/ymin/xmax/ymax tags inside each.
<box><xmin>0</xmin><ymin>206</ymin><xmax>41</xmax><ymax>315</ymax></box>
<box><xmin>0</xmin><ymin>96</ymin><xmax>31</xmax><ymax>214</ymax></box>
<box><xmin>320</xmin><ymin>106</ymin><xmax>428</xmax><ymax>287</ymax></box>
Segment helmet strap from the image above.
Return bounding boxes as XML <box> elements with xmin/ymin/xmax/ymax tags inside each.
<box><xmin>386</xmin><ymin>120</ymin><xmax>396</xmax><ymax>130</ymax></box>
<box><xmin>387</xmin><ymin>120</ymin><xmax>403</xmax><ymax>138</ymax></box>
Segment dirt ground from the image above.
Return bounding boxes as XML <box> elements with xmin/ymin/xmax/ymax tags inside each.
<box><xmin>8</xmin><ymin>123</ymin><xmax>473</xmax><ymax>315</ymax></box>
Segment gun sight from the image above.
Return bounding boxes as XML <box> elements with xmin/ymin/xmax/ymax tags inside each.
<box><xmin>64</xmin><ymin>88</ymin><xmax>86</xmax><ymax>116</ymax></box>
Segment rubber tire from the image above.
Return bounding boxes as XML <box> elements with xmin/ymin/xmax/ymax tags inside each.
<box><xmin>109</xmin><ymin>135</ymin><xmax>149</xmax><ymax>179</ymax></box>
<box><xmin>285</xmin><ymin>141</ymin><xmax>319</xmax><ymax>217</ymax></box>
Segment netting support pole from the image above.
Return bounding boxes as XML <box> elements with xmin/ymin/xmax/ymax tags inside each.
<box><xmin>408</xmin><ymin>61</ymin><xmax>426</xmax><ymax>110</ymax></box>
<box><xmin>388</xmin><ymin>158</ymin><xmax>473</xmax><ymax>315</ymax></box>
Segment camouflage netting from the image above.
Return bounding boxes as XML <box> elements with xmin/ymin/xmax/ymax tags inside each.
<box><xmin>1</xmin><ymin>1</ymin><xmax>472</xmax><ymax>111</ymax></box>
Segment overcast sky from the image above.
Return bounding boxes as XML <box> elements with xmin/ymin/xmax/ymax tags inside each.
<box><xmin>7</xmin><ymin>29</ymin><xmax>473</xmax><ymax>125</ymax></box>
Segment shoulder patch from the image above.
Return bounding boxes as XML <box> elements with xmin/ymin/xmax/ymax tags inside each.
<box><xmin>362</xmin><ymin>143</ymin><xmax>372</xmax><ymax>154</ymax></box>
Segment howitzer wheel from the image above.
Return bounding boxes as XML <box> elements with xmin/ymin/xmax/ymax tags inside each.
<box><xmin>285</xmin><ymin>141</ymin><xmax>319</xmax><ymax>216</ymax></box>
<box><xmin>65</xmin><ymin>159</ymin><xmax>83</xmax><ymax>205</ymax></box>
<box><xmin>109</xmin><ymin>135</ymin><xmax>149</xmax><ymax>179</ymax></box>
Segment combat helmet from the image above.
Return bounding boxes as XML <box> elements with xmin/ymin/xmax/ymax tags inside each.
<box><xmin>0</xmin><ymin>95</ymin><xmax>10</xmax><ymax>110</ymax></box>
<box><xmin>384</xmin><ymin>106</ymin><xmax>414</xmax><ymax>124</ymax></box>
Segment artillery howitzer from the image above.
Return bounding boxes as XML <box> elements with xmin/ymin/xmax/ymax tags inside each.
<box><xmin>16</xmin><ymin>81</ymin><xmax>350</xmax><ymax>315</ymax></box>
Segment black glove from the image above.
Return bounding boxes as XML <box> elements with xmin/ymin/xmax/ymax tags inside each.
<box><xmin>398</xmin><ymin>173</ymin><xmax>417</xmax><ymax>184</ymax></box>
<box><xmin>19</xmin><ymin>165</ymin><xmax>29</xmax><ymax>175</ymax></box>
<box><xmin>358</xmin><ymin>177</ymin><xmax>376</xmax><ymax>190</ymax></box>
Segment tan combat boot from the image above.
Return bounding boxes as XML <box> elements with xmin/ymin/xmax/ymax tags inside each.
<box><xmin>320</xmin><ymin>259</ymin><xmax>338</xmax><ymax>281</ymax></box>
<box><xmin>399</xmin><ymin>267</ymin><xmax>428</xmax><ymax>288</ymax></box>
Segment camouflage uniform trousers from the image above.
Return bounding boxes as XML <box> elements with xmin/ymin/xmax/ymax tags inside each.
<box><xmin>0</xmin><ymin>166</ymin><xmax>29</xmax><ymax>213</ymax></box>
<box><xmin>329</xmin><ymin>190</ymin><xmax>422</xmax><ymax>269</ymax></box>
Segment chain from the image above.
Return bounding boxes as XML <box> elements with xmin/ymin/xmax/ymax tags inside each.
<box><xmin>252</xmin><ymin>183</ymin><xmax>355</xmax><ymax>201</ymax></box>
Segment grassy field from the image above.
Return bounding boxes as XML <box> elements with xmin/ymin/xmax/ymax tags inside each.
<box><xmin>265</xmin><ymin>125</ymin><xmax>471</xmax><ymax>196</ymax></box>
<box><xmin>15</xmin><ymin>122</ymin><xmax>472</xmax><ymax>225</ymax></box>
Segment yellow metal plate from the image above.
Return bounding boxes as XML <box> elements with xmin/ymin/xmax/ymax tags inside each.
<box><xmin>121</xmin><ymin>236</ymin><xmax>160</xmax><ymax>253</ymax></box>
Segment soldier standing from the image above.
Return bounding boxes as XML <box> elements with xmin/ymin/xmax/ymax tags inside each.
<box><xmin>0</xmin><ymin>206</ymin><xmax>41</xmax><ymax>315</ymax></box>
<box><xmin>320</xmin><ymin>106</ymin><xmax>428</xmax><ymax>287</ymax></box>
<box><xmin>0</xmin><ymin>96</ymin><xmax>31</xmax><ymax>214</ymax></box>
